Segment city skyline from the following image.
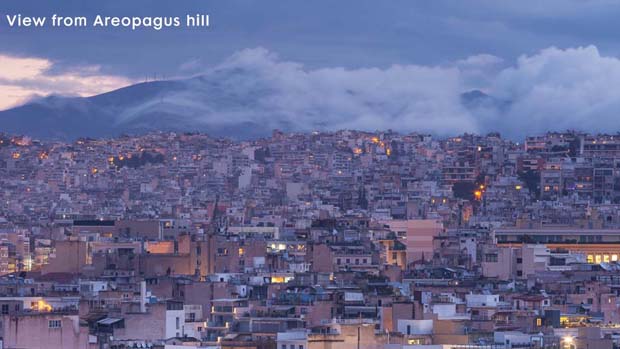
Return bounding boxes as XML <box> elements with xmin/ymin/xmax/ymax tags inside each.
<box><xmin>4</xmin><ymin>2</ymin><xmax>620</xmax><ymax>348</ymax></box>
<box><xmin>1</xmin><ymin>128</ymin><xmax>620</xmax><ymax>347</ymax></box>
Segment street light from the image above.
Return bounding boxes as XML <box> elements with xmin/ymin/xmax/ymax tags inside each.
<box><xmin>561</xmin><ymin>335</ymin><xmax>575</xmax><ymax>349</ymax></box>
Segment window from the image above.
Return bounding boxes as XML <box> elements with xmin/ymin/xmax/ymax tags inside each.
<box><xmin>175</xmin><ymin>317</ymin><xmax>180</xmax><ymax>329</ymax></box>
<box><xmin>516</xmin><ymin>258</ymin><xmax>523</xmax><ymax>264</ymax></box>
<box><xmin>1</xmin><ymin>304</ymin><xmax>8</xmax><ymax>314</ymax></box>
<box><xmin>48</xmin><ymin>320</ymin><xmax>62</xmax><ymax>328</ymax></box>
<box><xmin>299</xmin><ymin>346</ymin><xmax>304</xmax><ymax>349</ymax></box>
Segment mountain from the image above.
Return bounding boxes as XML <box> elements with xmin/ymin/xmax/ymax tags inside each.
<box><xmin>0</xmin><ymin>75</ymin><xmax>277</xmax><ymax>140</ymax></box>
<box><xmin>0</xmin><ymin>68</ymin><xmax>510</xmax><ymax>140</ymax></box>
<box><xmin>460</xmin><ymin>89</ymin><xmax>511</xmax><ymax>112</ymax></box>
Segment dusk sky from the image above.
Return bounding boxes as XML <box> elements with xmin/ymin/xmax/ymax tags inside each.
<box><xmin>4</xmin><ymin>1</ymin><xmax>620</xmax><ymax>75</ymax></box>
<box><xmin>3</xmin><ymin>0</ymin><xmax>620</xmax><ymax>137</ymax></box>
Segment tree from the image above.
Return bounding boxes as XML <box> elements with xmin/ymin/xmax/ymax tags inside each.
<box><xmin>518</xmin><ymin>170</ymin><xmax>541</xmax><ymax>199</ymax></box>
<box><xmin>452</xmin><ymin>181</ymin><xmax>477</xmax><ymax>201</ymax></box>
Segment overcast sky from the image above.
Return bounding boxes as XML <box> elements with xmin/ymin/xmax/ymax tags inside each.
<box><xmin>3</xmin><ymin>1</ymin><xmax>620</xmax><ymax>76</ymax></box>
<box><xmin>2</xmin><ymin>0</ymin><xmax>620</xmax><ymax>136</ymax></box>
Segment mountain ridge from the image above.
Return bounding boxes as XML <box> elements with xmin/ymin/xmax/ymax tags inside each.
<box><xmin>0</xmin><ymin>75</ymin><xmax>506</xmax><ymax>140</ymax></box>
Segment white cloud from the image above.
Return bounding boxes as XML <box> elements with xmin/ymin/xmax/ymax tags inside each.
<box><xmin>456</xmin><ymin>53</ymin><xmax>505</xmax><ymax>90</ymax></box>
<box><xmin>115</xmin><ymin>46</ymin><xmax>620</xmax><ymax>138</ymax></box>
<box><xmin>489</xmin><ymin>45</ymin><xmax>620</xmax><ymax>136</ymax></box>
<box><xmin>202</xmin><ymin>46</ymin><xmax>620</xmax><ymax>138</ymax></box>
<box><xmin>122</xmin><ymin>47</ymin><xmax>479</xmax><ymax>136</ymax></box>
<box><xmin>6</xmin><ymin>46</ymin><xmax>620</xmax><ymax>139</ymax></box>
<box><xmin>0</xmin><ymin>56</ymin><xmax>52</xmax><ymax>80</ymax></box>
<box><xmin>0</xmin><ymin>54</ymin><xmax>133</xmax><ymax>110</ymax></box>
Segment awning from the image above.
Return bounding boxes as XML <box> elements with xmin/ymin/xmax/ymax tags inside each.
<box><xmin>97</xmin><ymin>317</ymin><xmax>123</xmax><ymax>325</ymax></box>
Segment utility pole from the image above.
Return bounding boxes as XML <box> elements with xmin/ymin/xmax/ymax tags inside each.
<box><xmin>357</xmin><ymin>312</ymin><xmax>362</xmax><ymax>349</ymax></box>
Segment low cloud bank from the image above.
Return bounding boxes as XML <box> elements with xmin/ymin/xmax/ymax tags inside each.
<box><xmin>6</xmin><ymin>45</ymin><xmax>620</xmax><ymax>139</ymax></box>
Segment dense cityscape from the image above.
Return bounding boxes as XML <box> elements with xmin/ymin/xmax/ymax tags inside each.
<box><xmin>0</xmin><ymin>129</ymin><xmax>619</xmax><ymax>348</ymax></box>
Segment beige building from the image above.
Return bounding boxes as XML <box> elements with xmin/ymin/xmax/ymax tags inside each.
<box><xmin>380</xmin><ymin>219</ymin><xmax>443</xmax><ymax>264</ymax></box>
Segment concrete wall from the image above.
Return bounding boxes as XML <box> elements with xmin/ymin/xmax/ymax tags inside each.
<box><xmin>1</xmin><ymin>314</ymin><xmax>95</xmax><ymax>349</ymax></box>
<box><xmin>42</xmin><ymin>240</ymin><xmax>89</xmax><ymax>275</ymax></box>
